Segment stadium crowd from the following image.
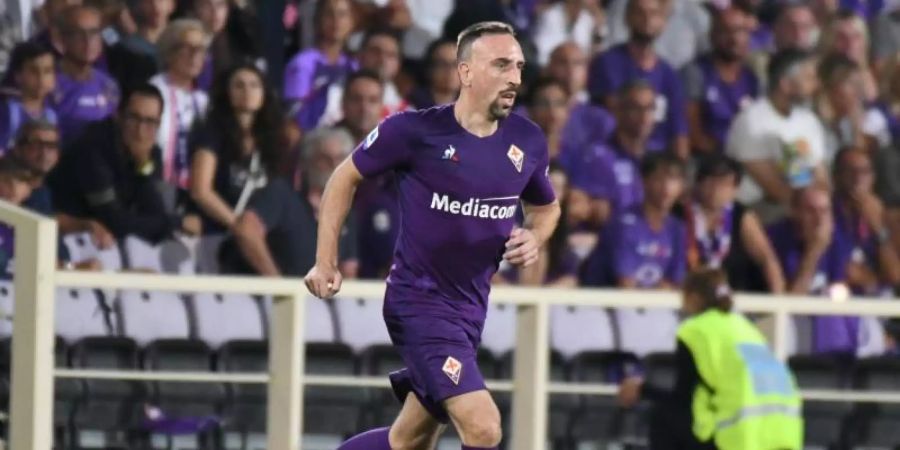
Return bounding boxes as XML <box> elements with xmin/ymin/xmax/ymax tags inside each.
<box><xmin>1</xmin><ymin>0</ymin><xmax>900</xmax><ymax>357</ymax></box>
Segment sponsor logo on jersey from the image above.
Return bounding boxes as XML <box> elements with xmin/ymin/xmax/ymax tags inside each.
<box><xmin>430</xmin><ymin>193</ymin><xmax>518</xmax><ymax>219</ymax></box>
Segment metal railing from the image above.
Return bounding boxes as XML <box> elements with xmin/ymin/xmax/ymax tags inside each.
<box><xmin>5</xmin><ymin>200</ymin><xmax>900</xmax><ymax>450</ymax></box>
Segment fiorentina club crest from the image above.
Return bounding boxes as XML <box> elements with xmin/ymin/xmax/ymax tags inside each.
<box><xmin>442</xmin><ymin>356</ymin><xmax>462</xmax><ymax>385</ymax></box>
<box><xmin>507</xmin><ymin>144</ymin><xmax>524</xmax><ymax>172</ymax></box>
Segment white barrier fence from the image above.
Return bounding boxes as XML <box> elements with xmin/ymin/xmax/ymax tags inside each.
<box><xmin>5</xmin><ymin>202</ymin><xmax>900</xmax><ymax>450</ymax></box>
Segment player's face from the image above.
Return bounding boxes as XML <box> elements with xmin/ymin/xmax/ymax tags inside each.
<box><xmin>462</xmin><ymin>33</ymin><xmax>525</xmax><ymax>121</ymax></box>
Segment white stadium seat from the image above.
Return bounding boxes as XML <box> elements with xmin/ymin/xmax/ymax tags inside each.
<box><xmin>117</xmin><ymin>290</ymin><xmax>190</xmax><ymax>345</ymax></box>
<box><xmin>614</xmin><ymin>308</ymin><xmax>678</xmax><ymax>357</ymax></box>
<box><xmin>550</xmin><ymin>305</ymin><xmax>615</xmax><ymax>358</ymax></box>
<box><xmin>193</xmin><ymin>293</ymin><xmax>266</xmax><ymax>348</ymax></box>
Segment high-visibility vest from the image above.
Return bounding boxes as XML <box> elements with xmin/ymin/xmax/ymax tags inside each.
<box><xmin>677</xmin><ymin>309</ymin><xmax>804</xmax><ymax>450</ymax></box>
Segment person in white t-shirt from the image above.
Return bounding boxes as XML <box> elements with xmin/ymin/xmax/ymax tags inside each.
<box><xmin>149</xmin><ymin>19</ymin><xmax>210</xmax><ymax>191</ymax></box>
<box><xmin>726</xmin><ymin>48</ymin><xmax>828</xmax><ymax>220</ymax></box>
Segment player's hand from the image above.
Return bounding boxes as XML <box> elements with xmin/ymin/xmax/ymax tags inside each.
<box><xmin>617</xmin><ymin>376</ymin><xmax>644</xmax><ymax>408</ymax></box>
<box><xmin>503</xmin><ymin>227</ymin><xmax>540</xmax><ymax>267</ymax></box>
<box><xmin>304</xmin><ymin>262</ymin><xmax>343</xmax><ymax>299</ymax></box>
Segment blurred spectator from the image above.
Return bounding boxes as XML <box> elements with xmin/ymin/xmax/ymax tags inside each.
<box><xmin>819</xmin><ymin>10</ymin><xmax>877</xmax><ymax>101</ymax></box>
<box><xmin>588</xmin><ymin>0</ymin><xmax>689</xmax><ymax>158</ymax></box>
<box><xmin>532</xmin><ymin>0</ymin><xmax>604</xmax><ymax>66</ymax></box>
<box><xmin>106</xmin><ymin>0</ymin><xmax>175</xmax><ymax>91</ymax></box>
<box><xmin>726</xmin><ymin>49</ymin><xmax>827</xmax><ymax>221</ymax></box>
<box><xmin>9</xmin><ymin>119</ymin><xmax>116</xmax><ymax>248</ymax></box>
<box><xmin>681</xmin><ymin>7</ymin><xmax>759</xmax><ymax>155</ymax></box>
<box><xmin>149</xmin><ymin>19</ymin><xmax>210</xmax><ymax>190</ymax></box>
<box><xmin>526</xmin><ymin>78</ymin><xmax>570</xmax><ymax>164</ymax></box>
<box><xmin>545</xmin><ymin>41</ymin><xmax>588</xmax><ymax>102</ymax></box>
<box><xmin>399</xmin><ymin>0</ymin><xmax>455</xmax><ymax>60</ymax></box>
<box><xmin>0</xmin><ymin>156</ymin><xmax>38</xmax><ymax>207</ymax></box>
<box><xmin>582</xmin><ymin>152</ymin><xmax>686</xmax><ymax>288</ymax></box>
<box><xmin>53</xmin><ymin>5</ymin><xmax>120</xmax><ymax>145</ymax></box>
<box><xmin>407</xmin><ymin>38</ymin><xmax>459</xmax><ymax>110</ymax></box>
<box><xmin>832</xmin><ymin>148</ymin><xmax>900</xmax><ymax>295</ymax></box>
<box><xmin>680</xmin><ymin>154</ymin><xmax>784</xmax><ymax>293</ymax></box>
<box><xmin>872</xmin><ymin>1</ymin><xmax>900</xmax><ymax>69</ymax></box>
<box><xmin>767</xmin><ymin>186</ymin><xmax>857</xmax><ymax>354</ymax></box>
<box><xmin>47</xmin><ymin>83</ymin><xmax>202</xmax><ymax>243</ymax></box>
<box><xmin>333</xmin><ymin>70</ymin><xmax>383</xmax><ymax>144</ymax></box>
<box><xmin>501</xmin><ymin>162</ymin><xmax>579</xmax><ymax>286</ymax></box>
<box><xmin>192</xmin><ymin>0</ymin><xmax>263</xmax><ymax>93</ymax></box>
<box><xmin>283</xmin><ymin>0</ymin><xmax>356</xmax><ymax>102</ymax></box>
<box><xmin>568</xmin><ymin>81</ymin><xmax>654</xmax><ymax>232</ymax></box>
<box><xmin>773</xmin><ymin>3</ymin><xmax>820</xmax><ymax>51</ymax></box>
<box><xmin>606</xmin><ymin>0</ymin><xmax>711</xmax><ymax>69</ymax></box>
<box><xmin>0</xmin><ymin>42</ymin><xmax>57</xmax><ymax>154</ymax></box>
<box><xmin>227</xmin><ymin>127</ymin><xmax>358</xmax><ymax>277</ymax></box>
<box><xmin>32</xmin><ymin>0</ymin><xmax>86</xmax><ymax>61</ymax></box>
<box><xmin>189</xmin><ymin>63</ymin><xmax>287</xmax><ymax>235</ymax></box>
<box><xmin>296</xmin><ymin>29</ymin><xmax>407</xmax><ymax>130</ymax></box>
<box><xmin>815</xmin><ymin>54</ymin><xmax>889</xmax><ymax>159</ymax></box>
<box><xmin>875</xmin><ymin>54</ymin><xmax>900</xmax><ymax>143</ymax></box>
<box><xmin>0</xmin><ymin>3</ymin><xmax>23</xmax><ymax>77</ymax></box>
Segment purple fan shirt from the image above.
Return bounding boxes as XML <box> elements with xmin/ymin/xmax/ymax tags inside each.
<box><xmin>608</xmin><ymin>207</ymin><xmax>687</xmax><ymax>288</ymax></box>
<box><xmin>587</xmin><ymin>44</ymin><xmax>688</xmax><ymax>152</ymax></box>
<box><xmin>767</xmin><ymin>218</ymin><xmax>857</xmax><ymax>354</ymax></box>
<box><xmin>283</xmin><ymin>49</ymin><xmax>357</xmax><ymax>101</ymax></box>
<box><xmin>351</xmin><ymin>104</ymin><xmax>556</xmax><ymax>320</ymax></box>
<box><xmin>52</xmin><ymin>69</ymin><xmax>119</xmax><ymax>145</ymax></box>
<box><xmin>684</xmin><ymin>55</ymin><xmax>759</xmax><ymax>150</ymax></box>
<box><xmin>557</xmin><ymin>102</ymin><xmax>616</xmax><ymax>173</ymax></box>
<box><xmin>0</xmin><ymin>96</ymin><xmax>58</xmax><ymax>155</ymax></box>
<box><xmin>570</xmin><ymin>137</ymin><xmax>643</xmax><ymax>214</ymax></box>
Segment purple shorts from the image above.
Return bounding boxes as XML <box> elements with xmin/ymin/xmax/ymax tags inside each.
<box><xmin>384</xmin><ymin>312</ymin><xmax>487</xmax><ymax>423</ymax></box>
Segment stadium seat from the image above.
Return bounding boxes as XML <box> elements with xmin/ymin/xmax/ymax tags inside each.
<box><xmin>568</xmin><ymin>351</ymin><xmax>641</xmax><ymax>449</ymax></box>
<box><xmin>262</xmin><ymin>295</ymin><xmax>338</xmax><ymax>343</ymax></box>
<box><xmin>63</xmin><ymin>231</ymin><xmax>124</xmax><ymax>272</ymax></box>
<box><xmin>54</xmin><ymin>337</ymin><xmax>83</xmax><ymax>448</ymax></box>
<box><xmin>55</xmin><ymin>288</ymin><xmax>113</xmax><ymax>344</ymax></box>
<box><xmin>123</xmin><ymin>235</ymin><xmax>197</xmax><ymax>275</ymax></box>
<box><xmin>218</xmin><ymin>340</ymin><xmax>268</xmax><ymax>449</ymax></box>
<box><xmin>143</xmin><ymin>338</ymin><xmax>223</xmax><ymax>450</ymax></box>
<box><xmin>70</xmin><ymin>336</ymin><xmax>145</xmax><ymax>449</ymax></box>
<box><xmin>613</xmin><ymin>308</ymin><xmax>678</xmax><ymax>357</ymax></box>
<box><xmin>193</xmin><ymin>293</ymin><xmax>266</xmax><ymax>349</ymax></box>
<box><xmin>305</xmin><ymin>342</ymin><xmax>367</xmax><ymax>446</ymax></box>
<box><xmin>117</xmin><ymin>290</ymin><xmax>191</xmax><ymax>346</ymax></box>
<box><xmin>0</xmin><ymin>281</ymin><xmax>13</xmax><ymax>337</ymax></box>
<box><xmin>334</xmin><ymin>297</ymin><xmax>391</xmax><ymax>352</ymax></box>
<box><xmin>197</xmin><ymin>234</ymin><xmax>227</xmax><ymax>274</ymax></box>
<box><xmin>847</xmin><ymin>357</ymin><xmax>900</xmax><ymax>449</ymax></box>
<box><xmin>550</xmin><ymin>305</ymin><xmax>615</xmax><ymax>359</ymax></box>
<box><xmin>789</xmin><ymin>354</ymin><xmax>853</xmax><ymax>449</ymax></box>
<box><xmin>360</xmin><ymin>344</ymin><xmax>404</xmax><ymax>427</ymax></box>
<box><xmin>481</xmin><ymin>303</ymin><xmax>517</xmax><ymax>357</ymax></box>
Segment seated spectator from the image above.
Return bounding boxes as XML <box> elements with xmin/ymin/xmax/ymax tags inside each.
<box><xmin>872</xmin><ymin>1</ymin><xmax>900</xmax><ymax>71</ymax></box>
<box><xmin>568</xmin><ymin>81</ymin><xmax>654</xmax><ymax>231</ymax></box>
<box><xmin>189</xmin><ymin>63</ymin><xmax>287</xmax><ymax>235</ymax></box>
<box><xmin>296</xmin><ymin>29</ymin><xmax>408</xmax><ymax>130</ymax></box>
<box><xmin>767</xmin><ymin>187</ymin><xmax>856</xmax><ymax>354</ymax></box>
<box><xmin>47</xmin><ymin>83</ymin><xmax>201</xmax><ymax>243</ymax></box>
<box><xmin>875</xmin><ymin>54</ymin><xmax>900</xmax><ymax>143</ymax></box>
<box><xmin>53</xmin><ymin>5</ymin><xmax>120</xmax><ymax>145</ymax></box>
<box><xmin>333</xmin><ymin>70</ymin><xmax>384</xmax><ymax>145</ymax></box>
<box><xmin>149</xmin><ymin>19</ymin><xmax>210</xmax><ymax>190</ymax></box>
<box><xmin>832</xmin><ymin>148</ymin><xmax>900</xmax><ymax>295</ymax></box>
<box><xmin>226</xmin><ymin>127</ymin><xmax>358</xmax><ymax>277</ymax></box>
<box><xmin>31</xmin><ymin>0</ymin><xmax>89</xmax><ymax>62</ymax></box>
<box><xmin>527</xmin><ymin>78</ymin><xmax>571</xmax><ymax>164</ymax></box>
<box><xmin>191</xmin><ymin>0</ymin><xmax>263</xmax><ymax>93</ymax></box>
<box><xmin>581</xmin><ymin>152</ymin><xmax>687</xmax><ymax>288</ymax></box>
<box><xmin>748</xmin><ymin>3</ymin><xmax>819</xmax><ymax>84</ymax></box>
<box><xmin>0</xmin><ymin>42</ymin><xmax>57</xmax><ymax>154</ymax></box>
<box><xmin>726</xmin><ymin>49</ymin><xmax>827</xmax><ymax>222</ymax></box>
<box><xmin>7</xmin><ymin>119</ymin><xmax>115</xmax><ymax>248</ymax></box>
<box><xmin>682</xmin><ymin>7</ymin><xmax>759</xmax><ymax>155</ymax></box>
<box><xmin>606</xmin><ymin>0</ymin><xmax>711</xmax><ymax>70</ymax></box>
<box><xmin>532</xmin><ymin>0</ymin><xmax>604</xmax><ymax>66</ymax></box>
<box><xmin>816</xmin><ymin>54</ymin><xmax>889</xmax><ymax>159</ymax></box>
<box><xmin>283</xmin><ymin>0</ymin><xmax>356</xmax><ymax>102</ymax></box>
<box><xmin>588</xmin><ymin>0</ymin><xmax>689</xmax><ymax>157</ymax></box>
<box><xmin>545</xmin><ymin>41</ymin><xmax>589</xmax><ymax>103</ymax></box>
<box><xmin>499</xmin><ymin>162</ymin><xmax>579</xmax><ymax>287</ymax></box>
<box><xmin>680</xmin><ymin>154</ymin><xmax>784</xmax><ymax>293</ymax></box>
<box><xmin>106</xmin><ymin>0</ymin><xmax>174</xmax><ymax>90</ymax></box>
<box><xmin>819</xmin><ymin>10</ymin><xmax>878</xmax><ymax>102</ymax></box>
<box><xmin>407</xmin><ymin>38</ymin><xmax>459</xmax><ymax>110</ymax></box>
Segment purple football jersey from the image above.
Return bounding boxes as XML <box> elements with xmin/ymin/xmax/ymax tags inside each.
<box><xmin>570</xmin><ymin>138</ymin><xmax>643</xmax><ymax>214</ymax></box>
<box><xmin>689</xmin><ymin>55</ymin><xmax>759</xmax><ymax>149</ymax></box>
<box><xmin>283</xmin><ymin>49</ymin><xmax>357</xmax><ymax>101</ymax></box>
<box><xmin>587</xmin><ymin>44</ymin><xmax>688</xmax><ymax>152</ymax></box>
<box><xmin>351</xmin><ymin>105</ymin><xmax>556</xmax><ymax>320</ymax></box>
<box><xmin>53</xmin><ymin>69</ymin><xmax>119</xmax><ymax>144</ymax></box>
<box><xmin>608</xmin><ymin>207</ymin><xmax>687</xmax><ymax>288</ymax></box>
<box><xmin>557</xmin><ymin>102</ymin><xmax>616</xmax><ymax>173</ymax></box>
<box><xmin>0</xmin><ymin>96</ymin><xmax>58</xmax><ymax>154</ymax></box>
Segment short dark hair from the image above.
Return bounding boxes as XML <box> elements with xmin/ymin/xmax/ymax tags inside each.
<box><xmin>7</xmin><ymin>42</ymin><xmax>53</xmax><ymax>76</ymax></box>
<box><xmin>344</xmin><ymin>69</ymin><xmax>383</xmax><ymax>92</ymax></box>
<box><xmin>767</xmin><ymin>48</ymin><xmax>812</xmax><ymax>92</ymax></box>
<box><xmin>640</xmin><ymin>152</ymin><xmax>684</xmax><ymax>178</ymax></box>
<box><xmin>14</xmin><ymin>119</ymin><xmax>58</xmax><ymax>148</ymax></box>
<box><xmin>119</xmin><ymin>83</ymin><xmax>164</xmax><ymax>114</ymax></box>
<box><xmin>683</xmin><ymin>268</ymin><xmax>734</xmax><ymax>313</ymax></box>
<box><xmin>526</xmin><ymin>77</ymin><xmax>568</xmax><ymax>107</ymax></box>
<box><xmin>818</xmin><ymin>52</ymin><xmax>859</xmax><ymax>87</ymax></box>
<box><xmin>617</xmin><ymin>79</ymin><xmax>657</xmax><ymax>101</ymax></box>
<box><xmin>425</xmin><ymin>37</ymin><xmax>457</xmax><ymax>67</ymax></box>
<box><xmin>361</xmin><ymin>27</ymin><xmax>401</xmax><ymax>50</ymax></box>
<box><xmin>695</xmin><ymin>153</ymin><xmax>743</xmax><ymax>185</ymax></box>
<box><xmin>0</xmin><ymin>157</ymin><xmax>38</xmax><ymax>183</ymax></box>
<box><xmin>456</xmin><ymin>21</ymin><xmax>515</xmax><ymax>61</ymax></box>
<box><xmin>60</xmin><ymin>5</ymin><xmax>101</xmax><ymax>33</ymax></box>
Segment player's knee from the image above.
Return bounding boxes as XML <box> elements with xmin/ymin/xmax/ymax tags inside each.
<box><xmin>387</xmin><ymin>427</ymin><xmax>437</xmax><ymax>450</ymax></box>
<box><xmin>460</xmin><ymin>415</ymin><xmax>502</xmax><ymax>447</ymax></box>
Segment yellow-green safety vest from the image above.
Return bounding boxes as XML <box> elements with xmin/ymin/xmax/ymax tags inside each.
<box><xmin>677</xmin><ymin>309</ymin><xmax>804</xmax><ymax>450</ymax></box>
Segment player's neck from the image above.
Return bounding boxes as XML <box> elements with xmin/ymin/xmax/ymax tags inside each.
<box><xmin>453</xmin><ymin>97</ymin><xmax>499</xmax><ymax>137</ymax></box>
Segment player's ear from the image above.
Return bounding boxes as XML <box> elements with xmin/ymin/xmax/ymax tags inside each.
<box><xmin>458</xmin><ymin>61</ymin><xmax>472</xmax><ymax>88</ymax></box>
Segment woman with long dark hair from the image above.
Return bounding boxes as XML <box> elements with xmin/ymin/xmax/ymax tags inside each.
<box><xmin>189</xmin><ymin>63</ymin><xmax>287</xmax><ymax>235</ymax></box>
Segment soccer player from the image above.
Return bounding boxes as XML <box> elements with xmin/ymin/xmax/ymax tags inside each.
<box><xmin>305</xmin><ymin>21</ymin><xmax>561</xmax><ymax>450</ymax></box>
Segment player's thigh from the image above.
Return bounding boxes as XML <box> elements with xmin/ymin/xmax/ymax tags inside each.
<box><xmin>444</xmin><ymin>389</ymin><xmax>502</xmax><ymax>442</ymax></box>
<box><xmin>390</xmin><ymin>393</ymin><xmax>446</xmax><ymax>450</ymax></box>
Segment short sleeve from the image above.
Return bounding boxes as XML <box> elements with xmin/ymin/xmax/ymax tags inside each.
<box><xmin>681</xmin><ymin>62</ymin><xmax>705</xmax><ymax>101</ymax></box>
<box><xmin>350</xmin><ymin>113</ymin><xmax>414</xmax><ymax>178</ymax></box>
<box><xmin>571</xmin><ymin>151</ymin><xmax>614</xmax><ymax>199</ymax></box>
<box><xmin>521</xmin><ymin>137</ymin><xmax>556</xmax><ymax>206</ymax></box>
<box><xmin>725</xmin><ymin>110</ymin><xmax>769</xmax><ymax>161</ymax></box>
<box><xmin>283</xmin><ymin>54</ymin><xmax>314</xmax><ymax>100</ymax></box>
<box><xmin>612</xmin><ymin>220</ymin><xmax>641</xmax><ymax>279</ymax></box>
<box><xmin>804</xmin><ymin>114</ymin><xmax>827</xmax><ymax>165</ymax></box>
<box><xmin>666</xmin><ymin>220</ymin><xmax>688</xmax><ymax>284</ymax></box>
<box><xmin>667</xmin><ymin>70</ymin><xmax>689</xmax><ymax>136</ymax></box>
<box><xmin>587</xmin><ymin>53</ymin><xmax>615</xmax><ymax>103</ymax></box>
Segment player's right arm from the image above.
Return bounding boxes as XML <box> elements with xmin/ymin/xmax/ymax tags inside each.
<box><xmin>305</xmin><ymin>158</ymin><xmax>364</xmax><ymax>299</ymax></box>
